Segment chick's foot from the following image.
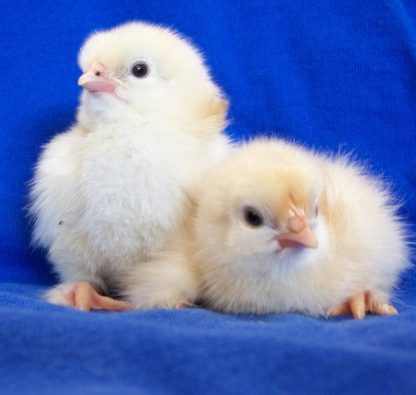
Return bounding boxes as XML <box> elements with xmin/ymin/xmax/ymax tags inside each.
<box><xmin>45</xmin><ymin>281</ymin><xmax>132</xmax><ymax>312</ymax></box>
<box><xmin>328</xmin><ymin>291</ymin><xmax>397</xmax><ymax>319</ymax></box>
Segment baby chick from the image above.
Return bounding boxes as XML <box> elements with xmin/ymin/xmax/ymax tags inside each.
<box><xmin>29</xmin><ymin>22</ymin><xmax>230</xmax><ymax>311</ymax></box>
<box><xmin>125</xmin><ymin>139</ymin><xmax>409</xmax><ymax>319</ymax></box>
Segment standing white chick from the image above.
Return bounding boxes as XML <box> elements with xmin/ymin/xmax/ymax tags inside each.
<box><xmin>29</xmin><ymin>22</ymin><xmax>229</xmax><ymax>311</ymax></box>
<box><xmin>125</xmin><ymin>139</ymin><xmax>409</xmax><ymax>319</ymax></box>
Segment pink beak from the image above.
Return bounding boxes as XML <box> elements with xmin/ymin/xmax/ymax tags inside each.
<box><xmin>78</xmin><ymin>62</ymin><xmax>116</xmax><ymax>94</ymax></box>
<box><xmin>276</xmin><ymin>212</ymin><xmax>318</xmax><ymax>249</ymax></box>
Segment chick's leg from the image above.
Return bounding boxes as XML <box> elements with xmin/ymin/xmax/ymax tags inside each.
<box><xmin>328</xmin><ymin>291</ymin><xmax>397</xmax><ymax>319</ymax></box>
<box><xmin>45</xmin><ymin>282</ymin><xmax>132</xmax><ymax>312</ymax></box>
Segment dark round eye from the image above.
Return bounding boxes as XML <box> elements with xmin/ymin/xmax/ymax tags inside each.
<box><xmin>243</xmin><ymin>206</ymin><xmax>264</xmax><ymax>227</ymax></box>
<box><xmin>131</xmin><ymin>62</ymin><xmax>149</xmax><ymax>78</ymax></box>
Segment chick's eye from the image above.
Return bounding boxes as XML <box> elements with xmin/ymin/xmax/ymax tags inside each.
<box><xmin>131</xmin><ymin>62</ymin><xmax>149</xmax><ymax>78</ymax></box>
<box><xmin>243</xmin><ymin>206</ymin><xmax>264</xmax><ymax>227</ymax></box>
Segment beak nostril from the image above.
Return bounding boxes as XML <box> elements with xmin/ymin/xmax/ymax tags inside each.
<box><xmin>288</xmin><ymin>216</ymin><xmax>308</xmax><ymax>233</ymax></box>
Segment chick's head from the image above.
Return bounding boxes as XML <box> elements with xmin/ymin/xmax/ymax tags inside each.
<box><xmin>196</xmin><ymin>140</ymin><xmax>326</xmax><ymax>270</ymax></box>
<box><xmin>77</xmin><ymin>22</ymin><xmax>227</xmax><ymax>129</ymax></box>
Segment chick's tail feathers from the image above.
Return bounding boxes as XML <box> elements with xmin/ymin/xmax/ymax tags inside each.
<box><xmin>122</xmin><ymin>250</ymin><xmax>199</xmax><ymax>309</ymax></box>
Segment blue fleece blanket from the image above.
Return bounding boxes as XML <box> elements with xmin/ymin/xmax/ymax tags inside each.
<box><xmin>1</xmin><ymin>1</ymin><xmax>415</xmax><ymax>394</ymax></box>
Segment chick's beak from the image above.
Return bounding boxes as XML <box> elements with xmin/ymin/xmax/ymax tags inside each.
<box><xmin>276</xmin><ymin>213</ymin><xmax>318</xmax><ymax>249</ymax></box>
<box><xmin>78</xmin><ymin>62</ymin><xmax>115</xmax><ymax>94</ymax></box>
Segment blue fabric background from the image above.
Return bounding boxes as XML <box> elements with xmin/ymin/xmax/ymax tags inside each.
<box><xmin>1</xmin><ymin>1</ymin><xmax>415</xmax><ymax>394</ymax></box>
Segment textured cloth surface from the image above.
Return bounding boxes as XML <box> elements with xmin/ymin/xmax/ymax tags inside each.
<box><xmin>1</xmin><ymin>1</ymin><xmax>416</xmax><ymax>394</ymax></box>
